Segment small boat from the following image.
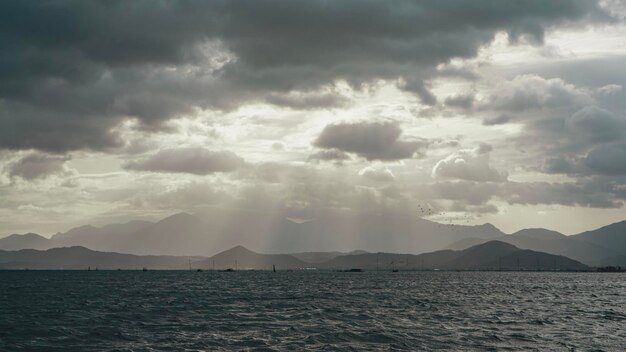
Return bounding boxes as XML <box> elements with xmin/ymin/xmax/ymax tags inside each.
<box><xmin>273</xmin><ymin>264</ymin><xmax>276</xmax><ymax>273</ymax></box>
<box><xmin>142</xmin><ymin>267</ymin><xmax>148</xmax><ymax>272</ymax></box>
<box><xmin>222</xmin><ymin>268</ymin><xmax>235</xmax><ymax>272</ymax></box>
<box><xmin>196</xmin><ymin>268</ymin><xmax>203</xmax><ymax>272</ymax></box>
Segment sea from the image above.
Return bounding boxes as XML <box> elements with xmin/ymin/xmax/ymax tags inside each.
<box><xmin>0</xmin><ymin>271</ymin><xmax>624</xmax><ymax>351</ymax></box>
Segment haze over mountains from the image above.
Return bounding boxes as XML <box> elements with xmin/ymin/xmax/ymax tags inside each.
<box><xmin>447</xmin><ymin>226</ymin><xmax>626</xmax><ymax>266</ymax></box>
<box><xmin>0</xmin><ymin>211</ymin><xmax>624</xmax><ymax>267</ymax></box>
<box><xmin>0</xmin><ymin>210</ymin><xmax>505</xmax><ymax>255</ymax></box>
<box><xmin>317</xmin><ymin>241</ymin><xmax>588</xmax><ymax>271</ymax></box>
<box><xmin>0</xmin><ymin>241</ymin><xmax>588</xmax><ymax>271</ymax></box>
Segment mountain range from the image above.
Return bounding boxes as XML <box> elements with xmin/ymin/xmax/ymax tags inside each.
<box><xmin>0</xmin><ymin>209</ymin><xmax>506</xmax><ymax>255</ymax></box>
<box><xmin>0</xmin><ymin>241</ymin><xmax>588</xmax><ymax>271</ymax></box>
<box><xmin>0</xmin><ymin>210</ymin><xmax>624</xmax><ymax>266</ymax></box>
<box><xmin>446</xmin><ymin>225</ymin><xmax>626</xmax><ymax>266</ymax></box>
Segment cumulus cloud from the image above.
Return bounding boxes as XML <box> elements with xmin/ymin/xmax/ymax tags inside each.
<box><xmin>566</xmin><ymin>106</ymin><xmax>626</xmax><ymax>143</ymax></box>
<box><xmin>4</xmin><ymin>153</ymin><xmax>72</xmax><ymax>180</ymax></box>
<box><xmin>358</xmin><ymin>166</ymin><xmax>395</xmax><ymax>182</ymax></box>
<box><xmin>432</xmin><ymin>144</ymin><xmax>507</xmax><ymax>182</ymax></box>
<box><xmin>477</xmin><ymin>70</ymin><xmax>626</xmax><ymax>182</ymax></box>
<box><xmin>598</xmin><ymin>84</ymin><xmax>622</xmax><ymax>95</ymax></box>
<box><xmin>584</xmin><ymin>142</ymin><xmax>626</xmax><ymax>175</ymax></box>
<box><xmin>123</xmin><ymin>147</ymin><xmax>244</xmax><ymax>175</ymax></box>
<box><xmin>313</xmin><ymin>121</ymin><xmax>428</xmax><ymax>161</ymax></box>
<box><xmin>485</xmin><ymin>74</ymin><xmax>593</xmax><ymax>116</ymax></box>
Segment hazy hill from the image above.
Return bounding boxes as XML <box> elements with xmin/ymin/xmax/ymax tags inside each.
<box><xmin>443</xmin><ymin>241</ymin><xmax>519</xmax><ymax>269</ymax></box>
<box><xmin>2</xmin><ymin>212</ymin><xmax>623</xmax><ymax>263</ymax></box>
<box><xmin>511</xmin><ymin>228</ymin><xmax>566</xmax><ymax>241</ymax></box>
<box><xmin>291</xmin><ymin>250</ymin><xmax>368</xmax><ymax>263</ymax></box>
<box><xmin>2</xmin><ymin>210</ymin><xmax>505</xmax><ymax>256</ymax></box>
<box><xmin>194</xmin><ymin>245</ymin><xmax>307</xmax><ymax>270</ymax></box>
<box><xmin>0</xmin><ymin>246</ymin><xmax>198</xmax><ymax>270</ymax></box>
<box><xmin>53</xmin><ymin>220</ymin><xmax>154</xmax><ymax>253</ymax></box>
<box><xmin>0</xmin><ymin>242</ymin><xmax>588</xmax><ymax>271</ymax></box>
<box><xmin>572</xmin><ymin>220</ymin><xmax>626</xmax><ymax>254</ymax></box>
<box><xmin>0</xmin><ymin>233</ymin><xmax>52</xmax><ymax>251</ymax></box>
<box><xmin>587</xmin><ymin>255</ymin><xmax>626</xmax><ymax>267</ymax></box>
<box><xmin>117</xmin><ymin>213</ymin><xmax>213</xmax><ymax>256</ymax></box>
<box><xmin>322</xmin><ymin>241</ymin><xmax>588</xmax><ymax>271</ymax></box>
<box><xmin>447</xmin><ymin>228</ymin><xmax>619</xmax><ymax>266</ymax></box>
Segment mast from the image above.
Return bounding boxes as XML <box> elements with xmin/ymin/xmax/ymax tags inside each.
<box><xmin>376</xmin><ymin>254</ymin><xmax>379</xmax><ymax>271</ymax></box>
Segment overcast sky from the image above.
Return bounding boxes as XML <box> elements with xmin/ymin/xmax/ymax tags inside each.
<box><xmin>1</xmin><ymin>0</ymin><xmax>626</xmax><ymax>236</ymax></box>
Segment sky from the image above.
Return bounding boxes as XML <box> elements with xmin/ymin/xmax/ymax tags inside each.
<box><xmin>1</xmin><ymin>0</ymin><xmax>626</xmax><ymax>237</ymax></box>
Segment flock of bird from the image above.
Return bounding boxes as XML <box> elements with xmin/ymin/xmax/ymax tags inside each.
<box><xmin>417</xmin><ymin>204</ymin><xmax>473</xmax><ymax>228</ymax></box>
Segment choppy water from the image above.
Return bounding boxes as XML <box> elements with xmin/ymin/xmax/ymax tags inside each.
<box><xmin>0</xmin><ymin>271</ymin><xmax>625</xmax><ymax>351</ymax></box>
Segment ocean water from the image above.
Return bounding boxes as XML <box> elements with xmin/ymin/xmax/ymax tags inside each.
<box><xmin>0</xmin><ymin>271</ymin><xmax>624</xmax><ymax>351</ymax></box>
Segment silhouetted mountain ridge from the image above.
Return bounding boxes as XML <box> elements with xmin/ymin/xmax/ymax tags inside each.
<box><xmin>572</xmin><ymin>220</ymin><xmax>626</xmax><ymax>251</ymax></box>
<box><xmin>0</xmin><ymin>242</ymin><xmax>588</xmax><ymax>271</ymax></box>
<box><xmin>1</xmin><ymin>212</ymin><xmax>623</xmax><ymax>266</ymax></box>
<box><xmin>319</xmin><ymin>241</ymin><xmax>587</xmax><ymax>271</ymax></box>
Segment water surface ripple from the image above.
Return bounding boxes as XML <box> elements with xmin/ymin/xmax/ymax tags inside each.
<box><xmin>1</xmin><ymin>271</ymin><xmax>624</xmax><ymax>351</ymax></box>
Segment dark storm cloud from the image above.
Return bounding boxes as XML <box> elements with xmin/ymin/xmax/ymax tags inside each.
<box><xmin>313</xmin><ymin>121</ymin><xmax>428</xmax><ymax>161</ymax></box>
<box><xmin>308</xmin><ymin>149</ymin><xmax>352</xmax><ymax>162</ymax></box>
<box><xmin>584</xmin><ymin>143</ymin><xmax>626</xmax><ymax>175</ymax></box>
<box><xmin>123</xmin><ymin>147</ymin><xmax>245</xmax><ymax>175</ymax></box>
<box><xmin>0</xmin><ymin>0</ymin><xmax>612</xmax><ymax>152</ymax></box>
<box><xmin>479</xmin><ymin>70</ymin><xmax>626</xmax><ymax>183</ymax></box>
<box><xmin>444</xmin><ymin>93</ymin><xmax>475</xmax><ymax>110</ymax></box>
<box><xmin>4</xmin><ymin>153</ymin><xmax>71</xmax><ymax>180</ymax></box>
<box><xmin>264</xmin><ymin>93</ymin><xmax>349</xmax><ymax>110</ymax></box>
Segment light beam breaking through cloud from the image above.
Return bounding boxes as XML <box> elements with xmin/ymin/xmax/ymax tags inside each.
<box><xmin>1</xmin><ymin>0</ymin><xmax>625</xmax><ymax>236</ymax></box>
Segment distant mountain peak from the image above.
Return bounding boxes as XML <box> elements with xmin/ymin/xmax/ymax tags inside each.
<box><xmin>512</xmin><ymin>228</ymin><xmax>566</xmax><ymax>240</ymax></box>
<box><xmin>467</xmin><ymin>240</ymin><xmax>518</xmax><ymax>252</ymax></box>
<box><xmin>157</xmin><ymin>212</ymin><xmax>200</xmax><ymax>224</ymax></box>
<box><xmin>74</xmin><ymin>224</ymin><xmax>97</xmax><ymax>231</ymax></box>
<box><xmin>223</xmin><ymin>245</ymin><xmax>256</xmax><ymax>254</ymax></box>
<box><xmin>52</xmin><ymin>224</ymin><xmax>98</xmax><ymax>240</ymax></box>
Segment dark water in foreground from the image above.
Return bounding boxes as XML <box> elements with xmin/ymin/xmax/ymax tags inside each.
<box><xmin>1</xmin><ymin>271</ymin><xmax>625</xmax><ymax>351</ymax></box>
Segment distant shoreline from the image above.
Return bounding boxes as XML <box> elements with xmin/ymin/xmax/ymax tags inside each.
<box><xmin>2</xmin><ymin>268</ymin><xmax>622</xmax><ymax>273</ymax></box>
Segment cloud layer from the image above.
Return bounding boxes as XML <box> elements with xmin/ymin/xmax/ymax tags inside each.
<box><xmin>0</xmin><ymin>1</ymin><xmax>624</xmax><ymax>236</ymax></box>
<box><xmin>0</xmin><ymin>0</ymin><xmax>612</xmax><ymax>152</ymax></box>
<box><xmin>123</xmin><ymin>148</ymin><xmax>244</xmax><ymax>175</ymax></box>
